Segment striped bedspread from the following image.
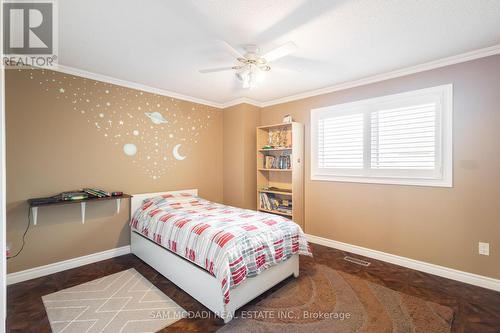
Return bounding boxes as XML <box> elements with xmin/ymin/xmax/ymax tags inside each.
<box><xmin>130</xmin><ymin>192</ymin><xmax>311</xmax><ymax>306</ymax></box>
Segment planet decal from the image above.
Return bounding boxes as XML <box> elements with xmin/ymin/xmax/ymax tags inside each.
<box><xmin>145</xmin><ymin>112</ymin><xmax>168</xmax><ymax>125</ymax></box>
<box><xmin>172</xmin><ymin>144</ymin><xmax>186</xmax><ymax>161</ymax></box>
<box><xmin>28</xmin><ymin>69</ymin><xmax>218</xmax><ymax>179</ymax></box>
<box><xmin>123</xmin><ymin>143</ymin><xmax>137</xmax><ymax>156</ymax></box>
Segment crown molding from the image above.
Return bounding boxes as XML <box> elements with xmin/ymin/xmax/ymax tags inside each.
<box><xmin>51</xmin><ymin>64</ymin><xmax>225</xmax><ymax>109</ymax></box>
<box><xmin>50</xmin><ymin>64</ymin><xmax>262</xmax><ymax>109</ymax></box>
<box><xmin>48</xmin><ymin>44</ymin><xmax>500</xmax><ymax>110</ymax></box>
<box><xmin>220</xmin><ymin>97</ymin><xmax>263</xmax><ymax>108</ymax></box>
<box><xmin>258</xmin><ymin>44</ymin><xmax>500</xmax><ymax>107</ymax></box>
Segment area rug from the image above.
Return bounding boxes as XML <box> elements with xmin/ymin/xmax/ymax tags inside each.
<box><xmin>42</xmin><ymin>268</ymin><xmax>185</xmax><ymax>333</ymax></box>
<box><xmin>218</xmin><ymin>264</ymin><xmax>454</xmax><ymax>333</ymax></box>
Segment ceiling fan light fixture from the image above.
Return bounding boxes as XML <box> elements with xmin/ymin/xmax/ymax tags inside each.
<box><xmin>252</xmin><ymin>66</ymin><xmax>266</xmax><ymax>84</ymax></box>
<box><xmin>236</xmin><ymin>65</ymin><xmax>264</xmax><ymax>89</ymax></box>
<box><xmin>235</xmin><ymin>69</ymin><xmax>248</xmax><ymax>82</ymax></box>
<box><xmin>201</xmin><ymin>40</ymin><xmax>297</xmax><ymax>89</ymax></box>
<box><xmin>248</xmin><ymin>71</ymin><xmax>260</xmax><ymax>89</ymax></box>
<box><xmin>236</xmin><ymin>69</ymin><xmax>252</xmax><ymax>89</ymax></box>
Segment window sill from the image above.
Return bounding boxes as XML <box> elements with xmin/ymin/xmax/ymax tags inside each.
<box><xmin>310</xmin><ymin>174</ymin><xmax>453</xmax><ymax>188</ymax></box>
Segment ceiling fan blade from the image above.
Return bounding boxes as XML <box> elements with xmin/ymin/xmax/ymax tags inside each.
<box><xmin>262</xmin><ymin>41</ymin><xmax>297</xmax><ymax>62</ymax></box>
<box><xmin>272</xmin><ymin>64</ymin><xmax>301</xmax><ymax>73</ymax></box>
<box><xmin>218</xmin><ymin>40</ymin><xmax>245</xmax><ymax>60</ymax></box>
<box><xmin>199</xmin><ymin>66</ymin><xmax>239</xmax><ymax>74</ymax></box>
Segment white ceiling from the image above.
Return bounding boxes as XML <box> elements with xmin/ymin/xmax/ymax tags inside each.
<box><xmin>59</xmin><ymin>0</ymin><xmax>500</xmax><ymax>105</ymax></box>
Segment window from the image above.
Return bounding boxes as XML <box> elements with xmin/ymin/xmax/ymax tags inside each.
<box><xmin>311</xmin><ymin>85</ymin><xmax>452</xmax><ymax>187</ymax></box>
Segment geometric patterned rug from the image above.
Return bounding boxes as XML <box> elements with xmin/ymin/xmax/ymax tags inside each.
<box><xmin>42</xmin><ymin>269</ymin><xmax>185</xmax><ymax>333</ymax></box>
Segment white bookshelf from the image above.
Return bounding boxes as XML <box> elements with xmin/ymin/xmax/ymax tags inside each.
<box><xmin>256</xmin><ymin>122</ymin><xmax>304</xmax><ymax>229</ymax></box>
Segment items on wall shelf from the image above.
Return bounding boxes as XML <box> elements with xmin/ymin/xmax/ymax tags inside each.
<box><xmin>27</xmin><ymin>189</ymin><xmax>131</xmax><ymax>225</ymax></box>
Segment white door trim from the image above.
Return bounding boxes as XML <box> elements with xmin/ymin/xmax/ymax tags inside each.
<box><xmin>0</xmin><ymin>3</ymin><xmax>6</xmax><ymax>328</ymax></box>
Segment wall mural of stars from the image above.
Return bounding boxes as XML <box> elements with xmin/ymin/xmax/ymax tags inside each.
<box><xmin>24</xmin><ymin>68</ymin><xmax>218</xmax><ymax>180</ymax></box>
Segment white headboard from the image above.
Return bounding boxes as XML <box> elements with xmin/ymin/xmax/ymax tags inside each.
<box><xmin>130</xmin><ymin>189</ymin><xmax>198</xmax><ymax>217</ymax></box>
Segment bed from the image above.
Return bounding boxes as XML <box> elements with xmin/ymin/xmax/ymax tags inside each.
<box><xmin>129</xmin><ymin>189</ymin><xmax>311</xmax><ymax>323</ymax></box>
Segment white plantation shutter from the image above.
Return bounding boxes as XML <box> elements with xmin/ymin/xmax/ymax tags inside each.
<box><xmin>371</xmin><ymin>103</ymin><xmax>437</xmax><ymax>170</ymax></box>
<box><xmin>311</xmin><ymin>85</ymin><xmax>453</xmax><ymax>187</ymax></box>
<box><xmin>318</xmin><ymin>113</ymin><xmax>364</xmax><ymax>169</ymax></box>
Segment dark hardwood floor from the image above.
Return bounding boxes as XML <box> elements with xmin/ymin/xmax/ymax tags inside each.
<box><xmin>7</xmin><ymin>243</ymin><xmax>500</xmax><ymax>332</ymax></box>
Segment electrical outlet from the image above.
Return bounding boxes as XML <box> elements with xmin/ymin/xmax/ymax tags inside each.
<box><xmin>478</xmin><ymin>242</ymin><xmax>490</xmax><ymax>256</ymax></box>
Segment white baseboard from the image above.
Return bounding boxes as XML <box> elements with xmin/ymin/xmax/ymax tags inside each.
<box><xmin>7</xmin><ymin>246</ymin><xmax>131</xmax><ymax>285</ymax></box>
<box><xmin>7</xmin><ymin>236</ymin><xmax>500</xmax><ymax>292</ymax></box>
<box><xmin>306</xmin><ymin>234</ymin><xmax>500</xmax><ymax>292</ymax></box>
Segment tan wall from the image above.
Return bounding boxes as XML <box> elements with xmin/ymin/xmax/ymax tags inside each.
<box><xmin>6</xmin><ymin>68</ymin><xmax>223</xmax><ymax>273</ymax></box>
<box><xmin>260</xmin><ymin>55</ymin><xmax>500</xmax><ymax>279</ymax></box>
<box><xmin>7</xmin><ymin>55</ymin><xmax>500</xmax><ymax>280</ymax></box>
<box><xmin>223</xmin><ymin>103</ymin><xmax>260</xmax><ymax>209</ymax></box>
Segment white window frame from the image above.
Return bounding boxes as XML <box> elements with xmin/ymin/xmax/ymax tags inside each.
<box><xmin>311</xmin><ymin>84</ymin><xmax>453</xmax><ymax>187</ymax></box>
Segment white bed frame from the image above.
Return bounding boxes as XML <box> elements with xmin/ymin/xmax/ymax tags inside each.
<box><xmin>130</xmin><ymin>189</ymin><xmax>299</xmax><ymax>323</ymax></box>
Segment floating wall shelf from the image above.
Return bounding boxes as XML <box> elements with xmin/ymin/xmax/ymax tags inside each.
<box><xmin>28</xmin><ymin>194</ymin><xmax>132</xmax><ymax>225</ymax></box>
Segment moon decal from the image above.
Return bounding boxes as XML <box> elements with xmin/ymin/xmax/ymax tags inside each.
<box><xmin>173</xmin><ymin>144</ymin><xmax>186</xmax><ymax>161</ymax></box>
<box><xmin>24</xmin><ymin>69</ymin><xmax>218</xmax><ymax>180</ymax></box>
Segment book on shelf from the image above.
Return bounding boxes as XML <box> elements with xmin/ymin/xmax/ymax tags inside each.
<box><xmin>260</xmin><ymin>145</ymin><xmax>292</xmax><ymax>150</ymax></box>
<box><xmin>259</xmin><ymin>192</ymin><xmax>292</xmax><ymax>215</ymax></box>
<box><xmin>262</xmin><ymin>186</ymin><xmax>292</xmax><ymax>193</ymax></box>
<box><xmin>82</xmin><ymin>188</ymin><xmax>111</xmax><ymax>198</ymax></box>
<box><xmin>61</xmin><ymin>191</ymin><xmax>89</xmax><ymax>201</ymax></box>
<box><xmin>263</xmin><ymin>155</ymin><xmax>291</xmax><ymax>169</ymax></box>
<box><xmin>276</xmin><ymin>206</ymin><xmax>292</xmax><ymax>215</ymax></box>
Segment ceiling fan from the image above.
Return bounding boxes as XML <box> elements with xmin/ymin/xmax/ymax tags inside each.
<box><xmin>199</xmin><ymin>41</ymin><xmax>297</xmax><ymax>89</ymax></box>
